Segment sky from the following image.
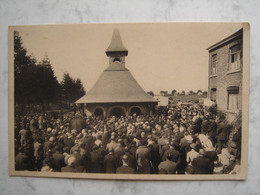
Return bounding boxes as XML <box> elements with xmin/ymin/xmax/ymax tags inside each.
<box><xmin>12</xmin><ymin>23</ymin><xmax>242</xmax><ymax>95</ymax></box>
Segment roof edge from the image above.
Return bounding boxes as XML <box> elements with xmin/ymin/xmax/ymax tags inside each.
<box><xmin>207</xmin><ymin>28</ymin><xmax>243</xmax><ymax>51</ymax></box>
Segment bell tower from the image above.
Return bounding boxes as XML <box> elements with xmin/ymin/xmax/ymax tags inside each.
<box><xmin>106</xmin><ymin>29</ymin><xmax>128</xmax><ymax>66</ymax></box>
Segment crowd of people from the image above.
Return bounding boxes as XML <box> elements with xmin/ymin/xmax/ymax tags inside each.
<box><xmin>14</xmin><ymin>103</ymin><xmax>241</xmax><ymax>175</ymax></box>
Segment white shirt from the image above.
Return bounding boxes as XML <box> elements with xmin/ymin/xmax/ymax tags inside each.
<box><xmin>186</xmin><ymin>149</ymin><xmax>199</xmax><ymax>165</ymax></box>
<box><xmin>218</xmin><ymin>148</ymin><xmax>231</xmax><ymax>166</ymax></box>
<box><xmin>198</xmin><ymin>134</ymin><xmax>207</xmax><ymax>147</ymax></box>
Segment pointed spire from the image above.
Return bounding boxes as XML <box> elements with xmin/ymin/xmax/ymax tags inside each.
<box><xmin>106</xmin><ymin>29</ymin><xmax>128</xmax><ymax>56</ymax></box>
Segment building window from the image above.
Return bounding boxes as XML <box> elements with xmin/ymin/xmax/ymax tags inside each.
<box><xmin>229</xmin><ymin>44</ymin><xmax>241</xmax><ymax>72</ymax></box>
<box><xmin>227</xmin><ymin>86</ymin><xmax>239</xmax><ymax>111</ymax></box>
<box><xmin>211</xmin><ymin>88</ymin><xmax>217</xmax><ymax>102</ymax></box>
<box><xmin>211</xmin><ymin>54</ymin><xmax>217</xmax><ymax>75</ymax></box>
<box><xmin>113</xmin><ymin>57</ymin><xmax>121</xmax><ymax>62</ymax></box>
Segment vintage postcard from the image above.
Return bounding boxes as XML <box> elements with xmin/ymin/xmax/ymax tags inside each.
<box><xmin>9</xmin><ymin>23</ymin><xmax>250</xmax><ymax>180</ymax></box>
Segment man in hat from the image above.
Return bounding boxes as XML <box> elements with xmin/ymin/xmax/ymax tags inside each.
<box><xmin>61</xmin><ymin>156</ymin><xmax>77</xmax><ymax>172</ymax></box>
<box><xmin>116</xmin><ymin>155</ymin><xmax>136</xmax><ymax>174</ymax></box>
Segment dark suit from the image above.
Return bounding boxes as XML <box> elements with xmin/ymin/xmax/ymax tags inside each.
<box><xmin>89</xmin><ymin>150</ymin><xmax>102</xmax><ymax>173</ymax></box>
<box><xmin>104</xmin><ymin>153</ymin><xmax>118</xmax><ymax>173</ymax></box>
<box><xmin>116</xmin><ymin>165</ymin><xmax>136</xmax><ymax>174</ymax></box>
<box><xmin>162</xmin><ymin>148</ymin><xmax>181</xmax><ymax>164</ymax></box>
<box><xmin>52</xmin><ymin>152</ymin><xmax>65</xmax><ymax>171</ymax></box>
<box><xmin>192</xmin><ymin>156</ymin><xmax>212</xmax><ymax>174</ymax></box>
<box><xmin>61</xmin><ymin>166</ymin><xmax>77</xmax><ymax>172</ymax></box>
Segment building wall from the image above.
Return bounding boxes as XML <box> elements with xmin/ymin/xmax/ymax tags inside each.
<box><xmin>84</xmin><ymin>102</ymin><xmax>156</xmax><ymax>117</ymax></box>
<box><xmin>208</xmin><ymin>35</ymin><xmax>243</xmax><ymax>113</ymax></box>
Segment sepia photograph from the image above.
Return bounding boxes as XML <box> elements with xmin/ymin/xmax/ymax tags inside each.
<box><xmin>8</xmin><ymin>23</ymin><xmax>250</xmax><ymax>180</ymax></box>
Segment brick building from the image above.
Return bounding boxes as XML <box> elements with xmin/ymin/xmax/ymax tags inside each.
<box><xmin>207</xmin><ymin>29</ymin><xmax>243</xmax><ymax>119</ymax></box>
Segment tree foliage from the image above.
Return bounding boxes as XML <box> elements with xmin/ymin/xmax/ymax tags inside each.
<box><xmin>61</xmin><ymin>73</ymin><xmax>86</xmax><ymax>104</ymax></box>
<box><xmin>14</xmin><ymin>31</ymin><xmax>85</xmax><ymax>108</ymax></box>
<box><xmin>171</xmin><ymin>89</ymin><xmax>177</xmax><ymax>96</ymax></box>
<box><xmin>188</xmin><ymin>90</ymin><xmax>195</xmax><ymax>95</ymax></box>
<box><xmin>147</xmin><ymin>91</ymin><xmax>154</xmax><ymax>97</ymax></box>
<box><xmin>197</xmin><ymin>89</ymin><xmax>202</xmax><ymax>94</ymax></box>
<box><xmin>203</xmin><ymin>91</ymin><xmax>208</xmax><ymax>95</ymax></box>
<box><xmin>160</xmin><ymin>90</ymin><xmax>168</xmax><ymax>96</ymax></box>
<box><xmin>14</xmin><ymin>31</ymin><xmax>37</xmax><ymax>105</ymax></box>
<box><xmin>34</xmin><ymin>57</ymin><xmax>61</xmax><ymax>104</ymax></box>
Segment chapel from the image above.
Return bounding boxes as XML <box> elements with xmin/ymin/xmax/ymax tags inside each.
<box><xmin>76</xmin><ymin>29</ymin><xmax>158</xmax><ymax>117</ymax></box>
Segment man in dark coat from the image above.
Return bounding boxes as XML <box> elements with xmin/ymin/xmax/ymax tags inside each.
<box><xmin>162</xmin><ymin>142</ymin><xmax>181</xmax><ymax>165</ymax></box>
<box><xmin>116</xmin><ymin>155</ymin><xmax>136</xmax><ymax>174</ymax></box>
<box><xmin>148</xmin><ymin>138</ymin><xmax>160</xmax><ymax>174</ymax></box>
<box><xmin>207</xmin><ymin>119</ymin><xmax>217</xmax><ymax>145</ymax></box>
<box><xmin>158</xmin><ymin>151</ymin><xmax>177</xmax><ymax>174</ymax></box>
<box><xmin>52</xmin><ymin>145</ymin><xmax>65</xmax><ymax>171</ymax></box>
<box><xmin>15</xmin><ymin>147</ymin><xmax>33</xmax><ymax>171</ymax></box>
<box><xmin>135</xmin><ymin>140</ymin><xmax>151</xmax><ymax>174</ymax></box>
<box><xmin>193</xmin><ymin>115</ymin><xmax>203</xmax><ymax>134</ymax></box>
<box><xmin>124</xmin><ymin>147</ymin><xmax>137</xmax><ymax>170</ymax></box>
<box><xmin>70</xmin><ymin>114</ymin><xmax>86</xmax><ymax>132</ymax></box>
<box><xmin>104</xmin><ymin>148</ymin><xmax>118</xmax><ymax>173</ymax></box>
<box><xmin>89</xmin><ymin>145</ymin><xmax>102</xmax><ymax>173</ymax></box>
<box><xmin>192</xmin><ymin>149</ymin><xmax>212</xmax><ymax>174</ymax></box>
<box><xmin>61</xmin><ymin>156</ymin><xmax>77</xmax><ymax>172</ymax></box>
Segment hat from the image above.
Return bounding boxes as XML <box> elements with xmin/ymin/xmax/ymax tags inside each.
<box><xmin>92</xmin><ymin>145</ymin><xmax>99</xmax><ymax>151</ymax></box>
<box><xmin>230</xmin><ymin>142</ymin><xmax>237</xmax><ymax>148</ymax></box>
<box><xmin>71</xmin><ymin>129</ymin><xmax>77</xmax><ymax>134</ymax></box>
<box><xmin>67</xmin><ymin>156</ymin><xmax>76</xmax><ymax>166</ymax></box>
<box><xmin>199</xmin><ymin>149</ymin><xmax>205</xmax><ymax>155</ymax></box>
<box><xmin>190</xmin><ymin>143</ymin><xmax>197</xmax><ymax>149</ymax></box>
<box><xmin>64</xmin><ymin>154</ymin><xmax>73</xmax><ymax>165</ymax></box>
<box><xmin>47</xmin><ymin>128</ymin><xmax>52</xmax><ymax>133</ymax></box>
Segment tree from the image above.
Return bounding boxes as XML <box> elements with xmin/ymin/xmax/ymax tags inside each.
<box><xmin>35</xmin><ymin>56</ymin><xmax>61</xmax><ymax>105</ymax></box>
<box><xmin>171</xmin><ymin>89</ymin><xmax>177</xmax><ymax>96</ymax></box>
<box><xmin>197</xmin><ymin>89</ymin><xmax>202</xmax><ymax>94</ymax></box>
<box><xmin>14</xmin><ymin>31</ymin><xmax>37</xmax><ymax>105</ymax></box>
<box><xmin>74</xmin><ymin>78</ymin><xmax>86</xmax><ymax>100</ymax></box>
<box><xmin>147</xmin><ymin>91</ymin><xmax>154</xmax><ymax>97</ymax></box>
<box><xmin>61</xmin><ymin>73</ymin><xmax>86</xmax><ymax>105</ymax></box>
<box><xmin>188</xmin><ymin>90</ymin><xmax>194</xmax><ymax>95</ymax></box>
<box><xmin>181</xmin><ymin>91</ymin><xmax>186</xmax><ymax>96</ymax></box>
<box><xmin>160</xmin><ymin>90</ymin><xmax>168</xmax><ymax>97</ymax></box>
<box><xmin>14</xmin><ymin>31</ymin><xmax>63</xmax><ymax>109</ymax></box>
